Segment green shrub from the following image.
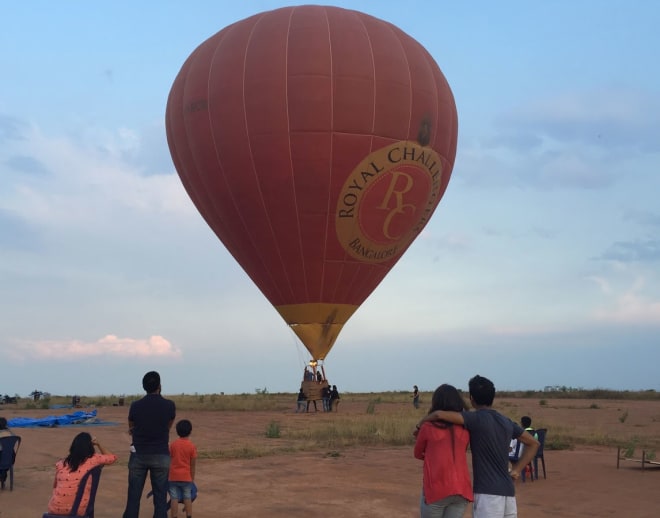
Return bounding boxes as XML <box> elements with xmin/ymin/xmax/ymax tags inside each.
<box><xmin>265</xmin><ymin>421</ymin><xmax>281</xmax><ymax>438</ymax></box>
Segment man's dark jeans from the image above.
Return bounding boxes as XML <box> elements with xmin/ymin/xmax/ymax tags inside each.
<box><xmin>122</xmin><ymin>452</ymin><xmax>171</xmax><ymax>518</ymax></box>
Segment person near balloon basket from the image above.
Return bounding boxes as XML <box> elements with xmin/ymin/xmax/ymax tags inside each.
<box><xmin>321</xmin><ymin>384</ymin><xmax>331</xmax><ymax>412</ymax></box>
<box><xmin>296</xmin><ymin>388</ymin><xmax>307</xmax><ymax>413</ymax></box>
<box><xmin>329</xmin><ymin>385</ymin><xmax>340</xmax><ymax>411</ymax></box>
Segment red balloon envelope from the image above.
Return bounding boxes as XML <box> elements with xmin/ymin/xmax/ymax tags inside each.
<box><xmin>166</xmin><ymin>5</ymin><xmax>458</xmax><ymax>361</ymax></box>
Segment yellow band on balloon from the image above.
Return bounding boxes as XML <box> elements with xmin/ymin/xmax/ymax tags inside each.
<box><xmin>275</xmin><ymin>303</ymin><xmax>359</xmax><ymax>360</ymax></box>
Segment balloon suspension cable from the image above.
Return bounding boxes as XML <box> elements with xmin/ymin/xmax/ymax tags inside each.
<box><xmin>289</xmin><ymin>327</ymin><xmax>312</xmax><ymax>371</ymax></box>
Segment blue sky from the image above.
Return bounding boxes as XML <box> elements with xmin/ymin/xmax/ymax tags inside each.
<box><xmin>2</xmin><ymin>1</ymin><xmax>659</xmax><ymax>397</ymax></box>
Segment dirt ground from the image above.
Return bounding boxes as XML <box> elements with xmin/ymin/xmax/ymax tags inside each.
<box><xmin>1</xmin><ymin>399</ymin><xmax>659</xmax><ymax>517</ymax></box>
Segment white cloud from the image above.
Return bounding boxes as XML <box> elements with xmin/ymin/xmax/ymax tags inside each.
<box><xmin>593</xmin><ymin>293</ymin><xmax>660</xmax><ymax>324</ymax></box>
<box><xmin>592</xmin><ymin>276</ymin><xmax>660</xmax><ymax>324</ymax></box>
<box><xmin>1</xmin><ymin>124</ymin><xmax>194</xmax><ymax>231</ymax></box>
<box><xmin>586</xmin><ymin>275</ymin><xmax>611</xmax><ymax>294</ymax></box>
<box><xmin>486</xmin><ymin>324</ymin><xmax>558</xmax><ymax>336</ymax></box>
<box><xmin>15</xmin><ymin>335</ymin><xmax>182</xmax><ymax>360</ymax></box>
<box><xmin>501</xmin><ymin>87</ymin><xmax>660</xmax><ymax>146</ymax></box>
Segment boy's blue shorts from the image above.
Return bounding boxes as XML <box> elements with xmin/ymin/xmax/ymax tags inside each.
<box><xmin>169</xmin><ymin>481</ymin><xmax>194</xmax><ymax>500</ymax></box>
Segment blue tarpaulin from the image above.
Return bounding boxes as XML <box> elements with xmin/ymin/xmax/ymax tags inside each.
<box><xmin>7</xmin><ymin>410</ymin><xmax>114</xmax><ymax>428</ymax></box>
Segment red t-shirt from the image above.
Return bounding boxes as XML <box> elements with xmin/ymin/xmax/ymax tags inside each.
<box><xmin>169</xmin><ymin>437</ymin><xmax>197</xmax><ymax>482</ymax></box>
<box><xmin>414</xmin><ymin>423</ymin><xmax>473</xmax><ymax>504</ymax></box>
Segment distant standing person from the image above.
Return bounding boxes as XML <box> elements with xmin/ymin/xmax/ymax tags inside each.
<box><xmin>321</xmin><ymin>384</ymin><xmax>331</xmax><ymax>412</ymax></box>
<box><xmin>413</xmin><ymin>385</ymin><xmax>420</xmax><ymax>409</ymax></box>
<box><xmin>296</xmin><ymin>387</ymin><xmax>307</xmax><ymax>413</ymax></box>
<box><xmin>414</xmin><ymin>384</ymin><xmax>473</xmax><ymax>518</ymax></box>
<box><xmin>169</xmin><ymin>419</ymin><xmax>198</xmax><ymax>518</ymax></box>
<box><xmin>330</xmin><ymin>385</ymin><xmax>340</xmax><ymax>411</ymax></box>
<box><xmin>47</xmin><ymin>432</ymin><xmax>117</xmax><ymax>515</ymax></box>
<box><xmin>418</xmin><ymin>375</ymin><xmax>538</xmax><ymax>518</ymax></box>
<box><xmin>123</xmin><ymin>371</ymin><xmax>176</xmax><ymax>518</ymax></box>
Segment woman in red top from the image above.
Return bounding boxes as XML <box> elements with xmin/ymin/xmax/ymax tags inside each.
<box><xmin>48</xmin><ymin>432</ymin><xmax>117</xmax><ymax>516</ymax></box>
<box><xmin>414</xmin><ymin>384</ymin><xmax>473</xmax><ymax>518</ymax></box>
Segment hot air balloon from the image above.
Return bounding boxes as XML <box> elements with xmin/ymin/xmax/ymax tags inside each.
<box><xmin>166</xmin><ymin>6</ymin><xmax>457</xmax><ymax>367</ymax></box>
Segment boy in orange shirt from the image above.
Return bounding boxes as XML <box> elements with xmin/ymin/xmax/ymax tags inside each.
<box><xmin>168</xmin><ymin>419</ymin><xmax>197</xmax><ymax>518</ymax></box>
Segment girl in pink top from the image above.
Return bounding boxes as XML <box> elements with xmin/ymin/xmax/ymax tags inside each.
<box><xmin>48</xmin><ymin>432</ymin><xmax>117</xmax><ymax>516</ymax></box>
<box><xmin>414</xmin><ymin>384</ymin><xmax>473</xmax><ymax>518</ymax></box>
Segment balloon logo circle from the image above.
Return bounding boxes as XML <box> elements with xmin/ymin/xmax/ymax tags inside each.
<box><xmin>336</xmin><ymin>141</ymin><xmax>443</xmax><ymax>263</ymax></box>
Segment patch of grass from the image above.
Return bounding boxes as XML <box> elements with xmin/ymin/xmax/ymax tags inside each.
<box><xmin>201</xmin><ymin>446</ymin><xmax>261</xmax><ymax>459</ymax></box>
<box><xmin>498</xmin><ymin>388</ymin><xmax>660</xmax><ymax>400</ymax></box>
<box><xmin>619</xmin><ymin>410</ymin><xmax>629</xmax><ymax>423</ymax></box>
<box><xmin>546</xmin><ymin>438</ymin><xmax>572</xmax><ymax>450</ymax></box>
<box><xmin>168</xmin><ymin>393</ymin><xmax>292</xmax><ymax>412</ymax></box>
<box><xmin>284</xmin><ymin>415</ymin><xmax>417</xmax><ymax>449</ymax></box>
<box><xmin>623</xmin><ymin>440</ymin><xmax>637</xmax><ymax>458</ymax></box>
<box><xmin>366</xmin><ymin>400</ymin><xmax>377</xmax><ymax>414</ymax></box>
<box><xmin>86</xmin><ymin>396</ymin><xmax>112</xmax><ymax>407</ymax></box>
<box><xmin>265</xmin><ymin>421</ymin><xmax>281</xmax><ymax>438</ymax></box>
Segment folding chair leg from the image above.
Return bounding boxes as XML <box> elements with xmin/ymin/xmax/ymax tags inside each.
<box><xmin>521</xmin><ymin>463</ymin><xmax>533</xmax><ymax>482</ymax></box>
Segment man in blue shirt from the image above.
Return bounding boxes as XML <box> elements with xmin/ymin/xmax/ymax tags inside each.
<box><xmin>123</xmin><ymin>371</ymin><xmax>176</xmax><ymax>518</ymax></box>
